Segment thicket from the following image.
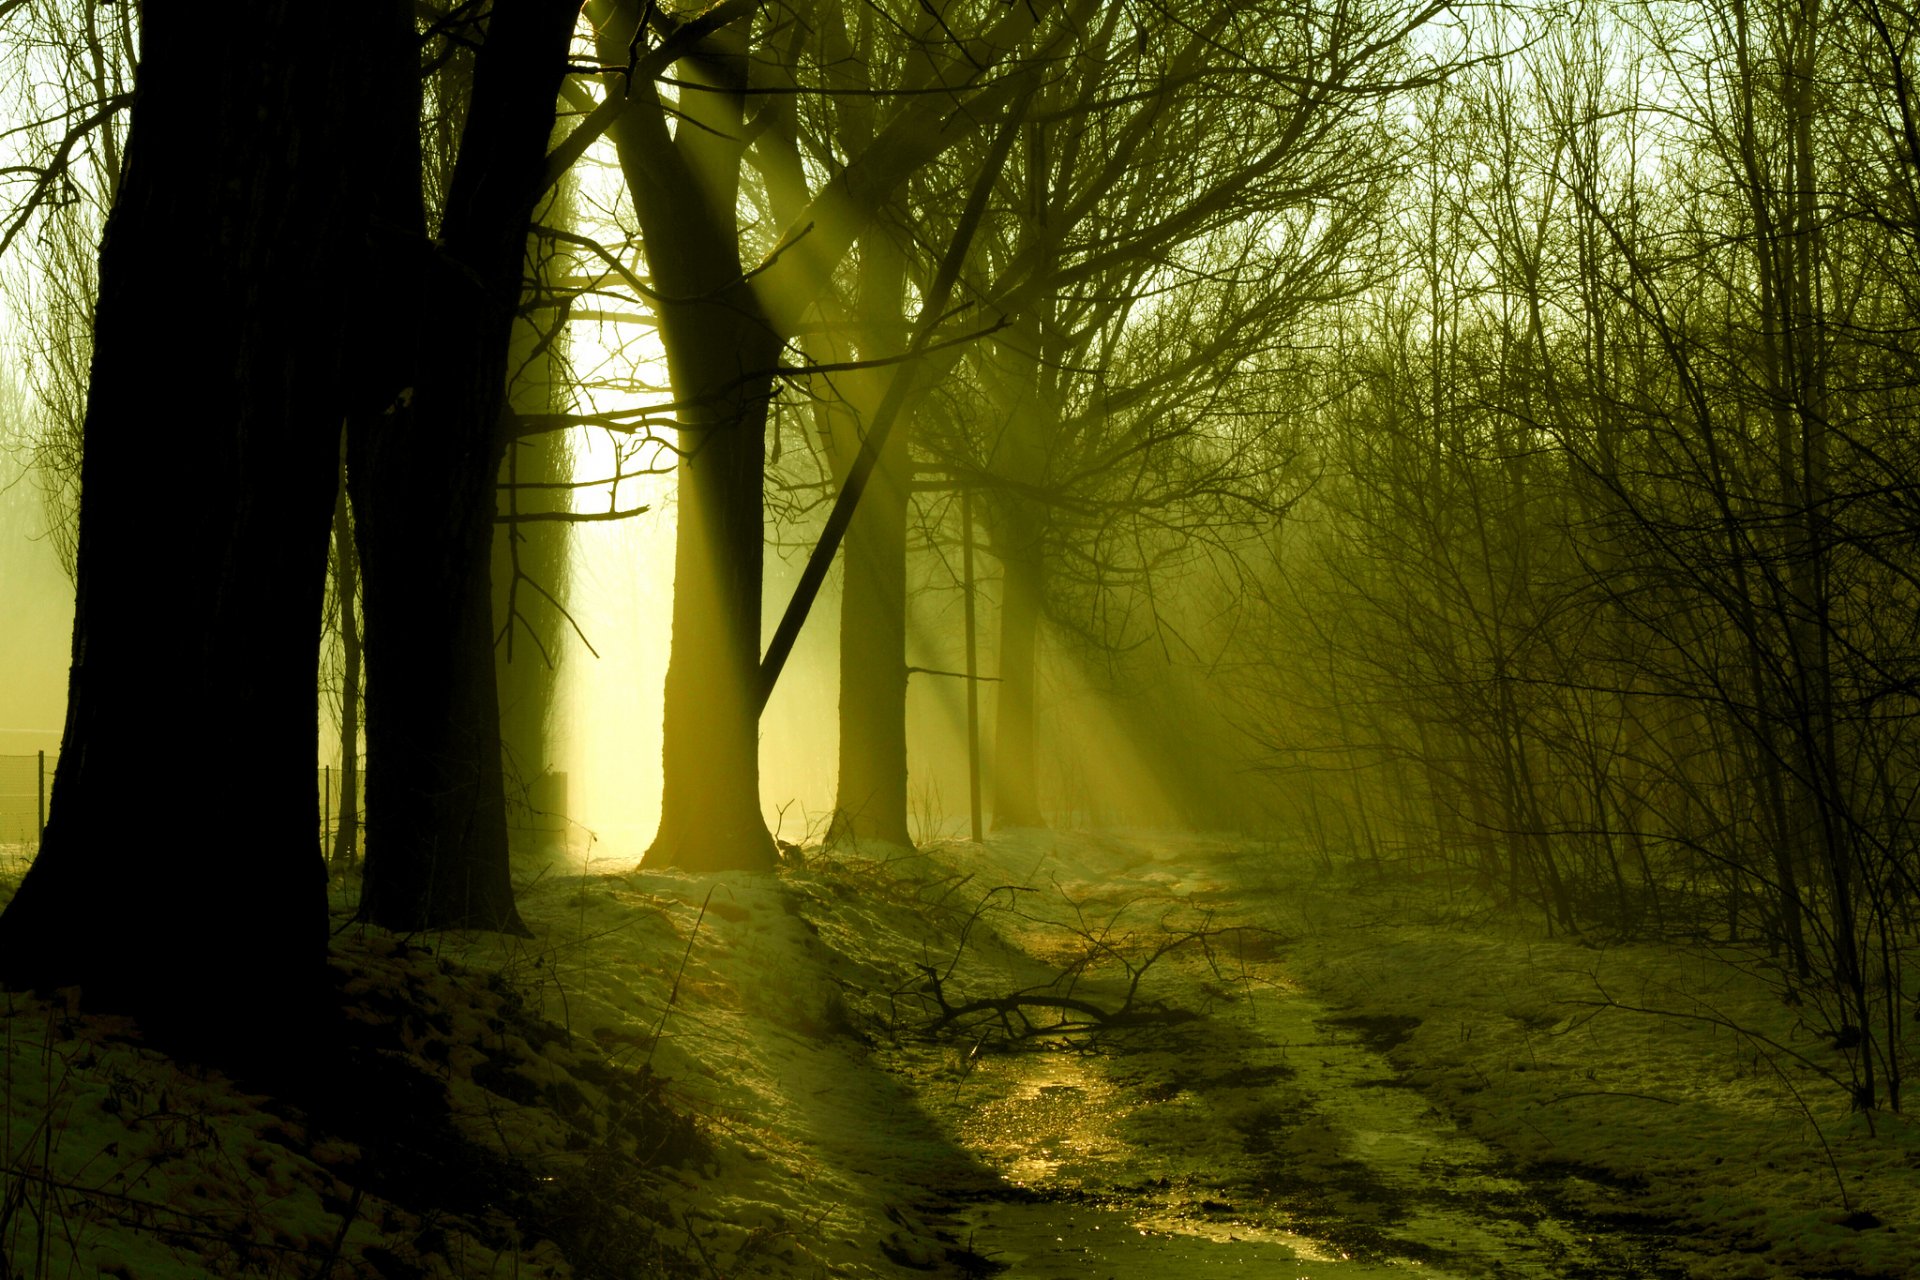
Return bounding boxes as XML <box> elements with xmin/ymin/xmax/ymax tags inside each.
<box><xmin>1233</xmin><ymin>0</ymin><xmax>1920</xmax><ymax>1114</ymax></box>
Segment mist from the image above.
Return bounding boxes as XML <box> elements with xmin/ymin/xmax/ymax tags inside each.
<box><xmin>2</xmin><ymin>1</ymin><xmax>1919</xmax><ymax>1276</ymax></box>
<box><xmin>0</xmin><ymin>393</ymin><xmax>69</xmax><ymax>764</ymax></box>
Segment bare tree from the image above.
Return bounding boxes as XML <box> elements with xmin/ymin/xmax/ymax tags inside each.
<box><xmin>0</xmin><ymin>0</ymin><xmax>134</xmax><ymax>580</ymax></box>
<box><xmin>577</xmin><ymin>0</ymin><xmax>1075</xmax><ymax>869</ymax></box>
<box><xmin>0</xmin><ymin>1</ymin><xmax>421</xmax><ymax>1056</ymax></box>
<box><xmin>347</xmin><ymin>0</ymin><xmax>582</xmax><ymax>934</ymax></box>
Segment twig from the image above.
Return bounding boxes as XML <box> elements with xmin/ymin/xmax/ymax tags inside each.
<box><xmin>1575</xmin><ymin>980</ymin><xmax>1853</xmax><ymax>1209</ymax></box>
<box><xmin>647</xmin><ymin>886</ymin><xmax>718</xmax><ymax>1066</ymax></box>
<box><xmin>1543</xmin><ymin>1090</ymin><xmax>1678</xmax><ymax>1105</ymax></box>
<box><xmin>313</xmin><ymin>1184</ymin><xmax>365</xmax><ymax>1280</ymax></box>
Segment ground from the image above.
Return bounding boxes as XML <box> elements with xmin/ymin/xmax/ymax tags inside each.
<box><xmin>0</xmin><ymin>831</ymin><xmax>1913</xmax><ymax>1277</ymax></box>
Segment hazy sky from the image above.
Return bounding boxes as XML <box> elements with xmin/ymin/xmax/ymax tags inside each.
<box><xmin>0</xmin><ymin>441</ymin><xmax>71</xmax><ymax>757</ymax></box>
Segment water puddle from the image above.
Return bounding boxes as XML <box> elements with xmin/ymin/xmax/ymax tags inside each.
<box><xmin>955</xmin><ymin>1197</ymin><xmax>1415</xmax><ymax>1277</ymax></box>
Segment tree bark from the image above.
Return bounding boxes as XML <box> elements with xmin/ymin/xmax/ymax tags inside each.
<box><xmin>350</xmin><ymin>0</ymin><xmax>578</xmax><ymax>932</ymax></box>
<box><xmin>0</xmin><ymin>3</ymin><xmax>417</xmax><ymax>1054</ymax></box>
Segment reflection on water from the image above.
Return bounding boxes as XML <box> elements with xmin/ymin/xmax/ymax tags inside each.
<box><xmin>957</xmin><ymin>1197</ymin><xmax>1402</xmax><ymax>1278</ymax></box>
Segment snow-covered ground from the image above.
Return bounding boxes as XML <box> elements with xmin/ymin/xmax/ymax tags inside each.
<box><xmin>0</xmin><ymin>832</ymin><xmax>1913</xmax><ymax>1277</ymax></box>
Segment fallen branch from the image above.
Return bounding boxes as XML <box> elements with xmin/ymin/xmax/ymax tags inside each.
<box><xmin>913</xmin><ymin>963</ymin><xmax>1197</xmax><ymax>1041</ymax></box>
<box><xmin>898</xmin><ymin>882</ymin><xmax>1286</xmax><ymax>1046</ymax></box>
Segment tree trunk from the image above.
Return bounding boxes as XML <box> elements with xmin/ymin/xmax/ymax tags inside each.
<box><xmin>992</xmin><ymin>502</ymin><xmax>1048</xmax><ymax>829</ymax></box>
<box><xmin>596</xmin><ymin>13</ymin><xmax>778</xmax><ymax>872</ymax></box>
<box><xmin>831</xmin><ymin>238</ymin><xmax>914</xmax><ymax>848</ymax></box>
<box><xmin>350</xmin><ymin>0</ymin><xmax>576</xmax><ymax>931</ymax></box>
<box><xmin>352</xmin><ymin>390</ymin><xmax>525</xmax><ymax>931</ymax></box>
<box><xmin>0</xmin><ymin>3</ymin><xmax>417</xmax><ymax>1055</ymax></box>
<box><xmin>651</xmin><ymin>366</ymin><xmax>780</xmax><ymax>870</ymax></box>
<box><xmin>830</xmin><ymin>406</ymin><xmax>915</xmax><ymax>847</ymax></box>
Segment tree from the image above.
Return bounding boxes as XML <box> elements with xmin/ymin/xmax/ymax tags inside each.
<box><xmin>0</xmin><ymin>0</ymin><xmax>135</xmax><ymax>582</ymax></box>
<box><xmin>1222</xmin><ymin>0</ymin><xmax>1920</xmax><ymax>1111</ymax></box>
<box><xmin>579</xmin><ymin>0</ymin><xmax>1063</xmax><ymax>869</ymax></box>
<box><xmin>0</xmin><ymin>2</ymin><xmax>420</xmax><ymax>1052</ymax></box>
<box><xmin>923</xmin><ymin>0</ymin><xmax>1432</xmax><ymax>828</ymax></box>
<box><xmin>348</xmin><ymin>0</ymin><xmax>583</xmax><ymax>934</ymax></box>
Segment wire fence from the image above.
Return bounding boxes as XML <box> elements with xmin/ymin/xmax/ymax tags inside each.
<box><xmin>3</xmin><ymin>756</ymin><xmax>350</xmax><ymax>851</ymax></box>
<box><xmin>2</xmin><ymin>756</ymin><xmax>568</xmax><ymax>856</ymax></box>
<box><xmin>0</xmin><ymin>752</ymin><xmax>52</xmax><ymax>847</ymax></box>
<box><xmin>319</xmin><ymin>765</ymin><xmax>359</xmax><ymax>856</ymax></box>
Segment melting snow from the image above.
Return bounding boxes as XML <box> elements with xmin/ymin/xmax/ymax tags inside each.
<box><xmin>0</xmin><ymin>831</ymin><xmax>1913</xmax><ymax>1277</ymax></box>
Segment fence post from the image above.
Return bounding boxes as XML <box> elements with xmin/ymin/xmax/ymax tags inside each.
<box><xmin>36</xmin><ymin>749</ymin><xmax>45</xmax><ymax>843</ymax></box>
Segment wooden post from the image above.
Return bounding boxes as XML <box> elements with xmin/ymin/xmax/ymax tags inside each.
<box><xmin>36</xmin><ymin>750</ymin><xmax>45</xmax><ymax>843</ymax></box>
<box><xmin>963</xmin><ymin>489</ymin><xmax>983</xmax><ymax>843</ymax></box>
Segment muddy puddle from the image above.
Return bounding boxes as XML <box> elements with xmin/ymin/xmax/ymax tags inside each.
<box><xmin>952</xmin><ymin>1197</ymin><xmax>1393</xmax><ymax>1277</ymax></box>
<box><xmin>886</xmin><ymin>848</ymin><xmax>1680</xmax><ymax>1277</ymax></box>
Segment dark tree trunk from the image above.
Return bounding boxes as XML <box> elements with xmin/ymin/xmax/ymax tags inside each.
<box><xmin>349</xmin><ymin>0</ymin><xmax>577</xmax><ymax>933</ymax></box>
<box><xmin>352</xmin><ymin>371</ymin><xmax>525</xmax><ymax>932</ymax></box>
<box><xmin>0</xmin><ymin>3</ymin><xmax>418</xmax><ymax>1053</ymax></box>
<box><xmin>596</xmin><ymin>9</ymin><xmax>778</xmax><ymax>872</ymax></box>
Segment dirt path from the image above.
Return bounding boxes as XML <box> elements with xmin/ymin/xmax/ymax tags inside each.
<box><xmin>858</xmin><ymin>834</ymin><xmax>1683</xmax><ymax>1278</ymax></box>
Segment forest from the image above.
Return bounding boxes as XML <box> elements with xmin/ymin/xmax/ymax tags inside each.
<box><xmin>0</xmin><ymin>0</ymin><xmax>1918</xmax><ymax>1275</ymax></box>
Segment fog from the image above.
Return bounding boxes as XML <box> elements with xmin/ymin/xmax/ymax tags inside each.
<box><xmin>0</xmin><ymin>409</ymin><xmax>69</xmax><ymax>762</ymax></box>
<box><xmin>535</xmin><ymin>457</ymin><xmax>1239</xmax><ymax>862</ymax></box>
<box><xmin>551</xmin><ymin>462</ymin><xmax>848</xmax><ymax>860</ymax></box>
<box><xmin>3</xmin><ymin>0</ymin><xmax>1919</xmax><ymax>1273</ymax></box>
<box><xmin>0</xmin><ymin>347</ymin><xmax>1235</xmax><ymax>866</ymax></box>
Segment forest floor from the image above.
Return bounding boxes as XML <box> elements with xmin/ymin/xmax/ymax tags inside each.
<box><xmin>0</xmin><ymin>830</ymin><xmax>1915</xmax><ymax>1278</ymax></box>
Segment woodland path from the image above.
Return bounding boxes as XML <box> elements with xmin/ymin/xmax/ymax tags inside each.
<box><xmin>856</xmin><ymin>832</ymin><xmax>1683</xmax><ymax>1278</ymax></box>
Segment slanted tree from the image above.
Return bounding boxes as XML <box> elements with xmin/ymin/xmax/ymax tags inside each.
<box><xmin>757</xmin><ymin>2</ymin><xmax>926</xmax><ymax>849</ymax></box>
